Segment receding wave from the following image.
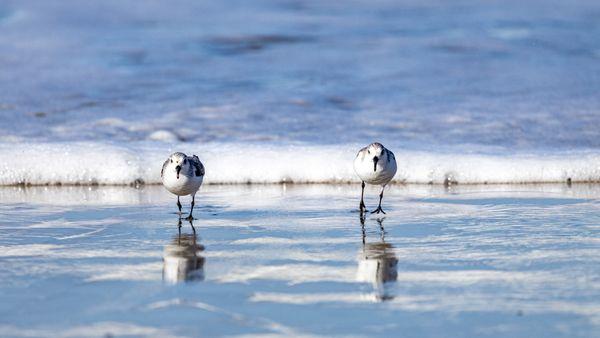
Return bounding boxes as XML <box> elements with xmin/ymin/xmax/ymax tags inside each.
<box><xmin>1</xmin><ymin>142</ymin><xmax>599</xmax><ymax>186</ymax></box>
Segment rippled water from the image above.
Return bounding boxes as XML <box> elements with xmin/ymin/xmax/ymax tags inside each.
<box><xmin>1</xmin><ymin>0</ymin><xmax>600</xmax><ymax>149</ymax></box>
<box><xmin>1</xmin><ymin>185</ymin><xmax>598</xmax><ymax>337</ymax></box>
<box><xmin>1</xmin><ymin>2</ymin><xmax>599</xmax><ymax>335</ymax></box>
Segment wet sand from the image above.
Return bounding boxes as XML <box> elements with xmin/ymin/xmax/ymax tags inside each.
<box><xmin>0</xmin><ymin>184</ymin><xmax>598</xmax><ymax>337</ymax></box>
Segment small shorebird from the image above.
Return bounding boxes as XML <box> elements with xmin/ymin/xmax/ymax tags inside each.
<box><xmin>353</xmin><ymin>142</ymin><xmax>397</xmax><ymax>214</ymax></box>
<box><xmin>161</xmin><ymin>152</ymin><xmax>205</xmax><ymax>220</ymax></box>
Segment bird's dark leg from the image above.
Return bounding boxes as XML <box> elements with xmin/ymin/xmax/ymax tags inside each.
<box><xmin>188</xmin><ymin>219</ymin><xmax>196</xmax><ymax>235</ymax></box>
<box><xmin>359</xmin><ymin>181</ymin><xmax>367</xmax><ymax>213</ymax></box>
<box><xmin>371</xmin><ymin>186</ymin><xmax>386</xmax><ymax>214</ymax></box>
<box><xmin>177</xmin><ymin>197</ymin><xmax>182</xmax><ymax>216</ymax></box>
<box><xmin>186</xmin><ymin>194</ymin><xmax>195</xmax><ymax>221</ymax></box>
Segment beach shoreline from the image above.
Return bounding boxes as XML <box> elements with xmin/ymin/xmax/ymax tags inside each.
<box><xmin>1</xmin><ymin>184</ymin><xmax>598</xmax><ymax>337</ymax></box>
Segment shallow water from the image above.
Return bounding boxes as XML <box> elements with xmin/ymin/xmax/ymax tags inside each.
<box><xmin>1</xmin><ymin>0</ymin><xmax>600</xmax><ymax>148</ymax></box>
<box><xmin>0</xmin><ymin>185</ymin><xmax>598</xmax><ymax>337</ymax></box>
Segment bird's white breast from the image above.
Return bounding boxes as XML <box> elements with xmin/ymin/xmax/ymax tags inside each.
<box><xmin>162</xmin><ymin>167</ymin><xmax>203</xmax><ymax>196</ymax></box>
<box><xmin>353</xmin><ymin>153</ymin><xmax>397</xmax><ymax>186</ymax></box>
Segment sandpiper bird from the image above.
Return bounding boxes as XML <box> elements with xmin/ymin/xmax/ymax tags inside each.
<box><xmin>353</xmin><ymin>142</ymin><xmax>397</xmax><ymax>214</ymax></box>
<box><xmin>161</xmin><ymin>152</ymin><xmax>205</xmax><ymax>220</ymax></box>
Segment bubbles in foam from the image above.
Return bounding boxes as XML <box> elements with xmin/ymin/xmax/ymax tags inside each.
<box><xmin>0</xmin><ymin>142</ymin><xmax>599</xmax><ymax>186</ymax></box>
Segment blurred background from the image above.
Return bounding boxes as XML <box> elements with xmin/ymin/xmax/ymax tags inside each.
<box><xmin>1</xmin><ymin>0</ymin><xmax>600</xmax><ymax>150</ymax></box>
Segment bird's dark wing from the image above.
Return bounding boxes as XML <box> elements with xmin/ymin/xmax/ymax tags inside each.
<box><xmin>387</xmin><ymin>149</ymin><xmax>395</xmax><ymax>162</ymax></box>
<box><xmin>161</xmin><ymin>158</ymin><xmax>169</xmax><ymax>178</ymax></box>
<box><xmin>190</xmin><ymin>155</ymin><xmax>205</xmax><ymax>177</ymax></box>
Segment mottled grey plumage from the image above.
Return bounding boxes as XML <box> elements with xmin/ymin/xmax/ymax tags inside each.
<box><xmin>190</xmin><ymin>155</ymin><xmax>205</xmax><ymax>177</ymax></box>
<box><xmin>385</xmin><ymin>148</ymin><xmax>394</xmax><ymax>163</ymax></box>
<box><xmin>161</xmin><ymin>153</ymin><xmax>204</xmax><ymax>178</ymax></box>
<box><xmin>356</xmin><ymin>143</ymin><xmax>394</xmax><ymax>163</ymax></box>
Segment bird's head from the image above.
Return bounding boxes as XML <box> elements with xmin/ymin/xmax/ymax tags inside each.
<box><xmin>169</xmin><ymin>152</ymin><xmax>189</xmax><ymax>179</ymax></box>
<box><xmin>366</xmin><ymin>143</ymin><xmax>386</xmax><ymax>172</ymax></box>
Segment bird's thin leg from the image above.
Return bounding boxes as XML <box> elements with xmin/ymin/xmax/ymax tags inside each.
<box><xmin>187</xmin><ymin>194</ymin><xmax>195</xmax><ymax>220</ymax></box>
<box><xmin>359</xmin><ymin>181</ymin><xmax>367</xmax><ymax>213</ymax></box>
<box><xmin>189</xmin><ymin>219</ymin><xmax>196</xmax><ymax>235</ymax></box>
<box><xmin>177</xmin><ymin>197</ymin><xmax>182</xmax><ymax>216</ymax></box>
<box><xmin>371</xmin><ymin>186</ymin><xmax>386</xmax><ymax>214</ymax></box>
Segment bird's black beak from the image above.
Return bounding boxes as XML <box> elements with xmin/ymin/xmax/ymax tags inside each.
<box><xmin>175</xmin><ymin>165</ymin><xmax>181</xmax><ymax>179</ymax></box>
<box><xmin>373</xmin><ymin>156</ymin><xmax>379</xmax><ymax>172</ymax></box>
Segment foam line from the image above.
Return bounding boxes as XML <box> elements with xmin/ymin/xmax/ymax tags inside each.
<box><xmin>1</xmin><ymin>142</ymin><xmax>599</xmax><ymax>185</ymax></box>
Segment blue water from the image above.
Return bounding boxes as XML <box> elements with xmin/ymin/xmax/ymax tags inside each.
<box><xmin>1</xmin><ymin>0</ymin><xmax>600</xmax><ymax>150</ymax></box>
<box><xmin>0</xmin><ymin>185</ymin><xmax>598</xmax><ymax>337</ymax></box>
<box><xmin>1</xmin><ymin>2</ymin><xmax>600</xmax><ymax>336</ymax></box>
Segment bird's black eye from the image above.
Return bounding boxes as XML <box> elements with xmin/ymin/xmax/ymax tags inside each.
<box><xmin>170</xmin><ymin>159</ymin><xmax>173</xmax><ymax>163</ymax></box>
<box><xmin>368</xmin><ymin>150</ymin><xmax>370</xmax><ymax>154</ymax></box>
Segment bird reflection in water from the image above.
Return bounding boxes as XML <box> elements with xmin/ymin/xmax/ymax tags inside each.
<box><xmin>356</xmin><ymin>215</ymin><xmax>398</xmax><ymax>301</ymax></box>
<box><xmin>162</xmin><ymin>219</ymin><xmax>205</xmax><ymax>283</ymax></box>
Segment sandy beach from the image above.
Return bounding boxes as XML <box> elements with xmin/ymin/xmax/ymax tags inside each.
<box><xmin>1</xmin><ymin>184</ymin><xmax>598</xmax><ymax>337</ymax></box>
<box><xmin>2</xmin><ymin>0</ymin><xmax>600</xmax><ymax>336</ymax></box>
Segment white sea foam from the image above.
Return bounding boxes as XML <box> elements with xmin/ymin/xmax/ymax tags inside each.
<box><xmin>1</xmin><ymin>1</ymin><xmax>600</xmax><ymax>188</ymax></box>
<box><xmin>1</xmin><ymin>142</ymin><xmax>599</xmax><ymax>185</ymax></box>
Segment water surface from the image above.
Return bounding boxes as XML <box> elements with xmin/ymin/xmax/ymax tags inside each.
<box><xmin>1</xmin><ymin>0</ymin><xmax>600</xmax><ymax>150</ymax></box>
<box><xmin>0</xmin><ymin>184</ymin><xmax>598</xmax><ymax>337</ymax></box>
